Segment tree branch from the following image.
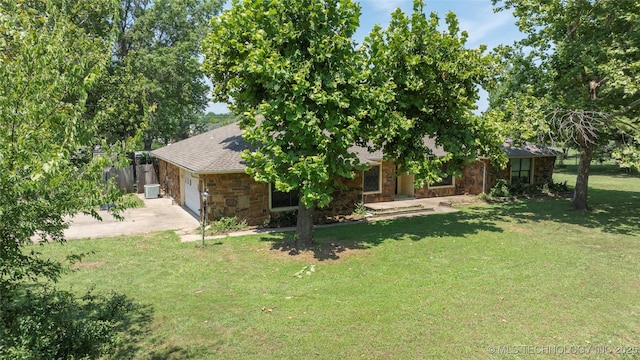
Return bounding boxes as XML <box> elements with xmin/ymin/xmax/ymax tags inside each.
<box><xmin>609</xmin><ymin>97</ymin><xmax>640</xmax><ymax>119</ymax></box>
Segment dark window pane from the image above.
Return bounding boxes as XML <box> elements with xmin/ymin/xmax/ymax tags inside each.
<box><xmin>429</xmin><ymin>163</ymin><xmax>453</xmax><ymax>187</ymax></box>
<box><xmin>363</xmin><ymin>165</ymin><xmax>380</xmax><ymax>192</ymax></box>
<box><xmin>431</xmin><ymin>175</ymin><xmax>453</xmax><ymax>187</ymax></box>
<box><xmin>510</xmin><ymin>159</ymin><xmax>531</xmax><ymax>184</ymax></box>
<box><xmin>271</xmin><ymin>184</ymin><xmax>299</xmax><ymax>208</ymax></box>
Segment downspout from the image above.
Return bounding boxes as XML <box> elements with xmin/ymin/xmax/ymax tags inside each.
<box><xmin>482</xmin><ymin>161</ymin><xmax>487</xmax><ymax>194</ymax></box>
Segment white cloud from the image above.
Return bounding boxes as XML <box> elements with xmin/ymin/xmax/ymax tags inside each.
<box><xmin>362</xmin><ymin>0</ymin><xmax>409</xmax><ymax>12</ymax></box>
<box><xmin>457</xmin><ymin>6</ymin><xmax>518</xmax><ymax>48</ymax></box>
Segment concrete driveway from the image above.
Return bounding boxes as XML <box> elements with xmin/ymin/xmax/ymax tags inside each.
<box><xmin>64</xmin><ymin>195</ymin><xmax>199</xmax><ymax>240</ymax></box>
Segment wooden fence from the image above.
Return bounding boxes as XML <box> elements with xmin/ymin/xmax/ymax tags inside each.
<box><xmin>102</xmin><ymin>160</ymin><xmax>159</xmax><ymax>194</ymax></box>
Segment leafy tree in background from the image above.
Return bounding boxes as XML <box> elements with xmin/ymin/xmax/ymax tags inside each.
<box><xmin>490</xmin><ymin>0</ymin><xmax>640</xmax><ymax>210</ymax></box>
<box><xmin>0</xmin><ymin>0</ymin><xmax>143</xmax><ymax>357</ymax></box>
<box><xmin>203</xmin><ymin>0</ymin><xmax>369</xmax><ymax>245</ymax></box>
<box><xmin>202</xmin><ymin>112</ymin><xmax>237</xmax><ymax>128</ymax></box>
<box><xmin>89</xmin><ymin>0</ymin><xmax>224</xmax><ymax>150</ymax></box>
<box><xmin>364</xmin><ymin>0</ymin><xmax>505</xmax><ymax>185</ymax></box>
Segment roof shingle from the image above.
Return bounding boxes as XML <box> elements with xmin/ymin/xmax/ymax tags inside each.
<box><xmin>152</xmin><ymin>123</ymin><xmax>558</xmax><ymax>172</ymax></box>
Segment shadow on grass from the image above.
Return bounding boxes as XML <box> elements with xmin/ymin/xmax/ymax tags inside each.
<box><xmin>264</xmin><ymin>207</ymin><xmax>507</xmax><ymax>261</ymax></box>
<box><xmin>263</xmin><ymin>187</ymin><xmax>640</xmax><ymax>261</ymax></box>
<box><xmin>114</xmin><ymin>302</ymin><xmax>209</xmax><ymax>359</ymax></box>
<box><xmin>472</xmin><ymin>188</ymin><xmax>640</xmax><ymax>236</ymax></box>
<box><xmin>110</xmin><ymin>301</ymin><xmax>155</xmax><ymax>359</ymax></box>
<box><xmin>147</xmin><ymin>345</ymin><xmax>211</xmax><ymax>360</ymax></box>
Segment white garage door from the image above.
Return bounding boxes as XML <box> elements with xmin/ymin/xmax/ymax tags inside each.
<box><xmin>184</xmin><ymin>173</ymin><xmax>200</xmax><ymax>215</ymax></box>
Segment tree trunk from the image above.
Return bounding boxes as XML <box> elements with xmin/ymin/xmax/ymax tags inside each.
<box><xmin>572</xmin><ymin>145</ymin><xmax>593</xmax><ymax>211</ymax></box>
<box><xmin>143</xmin><ymin>138</ymin><xmax>153</xmax><ymax>151</ymax></box>
<box><xmin>296</xmin><ymin>199</ymin><xmax>315</xmax><ymax>246</ymax></box>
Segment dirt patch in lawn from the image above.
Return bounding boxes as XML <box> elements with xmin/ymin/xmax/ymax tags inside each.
<box><xmin>71</xmin><ymin>261</ymin><xmax>104</xmax><ymax>270</ymax></box>
<box><xmin>265</xmin><ymin>238</ymin><xmax>369</xmax><ymax>262</ymax></box>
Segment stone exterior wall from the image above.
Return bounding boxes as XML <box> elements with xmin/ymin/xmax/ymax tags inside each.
<box><xmin>484</xmin><ymin>160</ymin><xmax>503</xmax><ymax>191</ymax></box>
<box><xmin>362</xmin><ymin>161</ymin><xmax>396</xmax><ymax>203</ymax></box>
<box><xmin>314</xmin><ymin>172</ymin><xmax>363</xmax><ymax>222</ymax></box>
<box><xmin>486</xmin><ymin>156</ymin><xmax>557</xmax><ymax>190</ymax></box>
<box><xmin>412</xmin><ymin>160</ymin><xmax>489</xmax><ymax>198</ymax></box>
<box><xmin>158</xmin><ymin>156</ymin><xmax>556</xmax><ymax>225</ymax></box>
<box><xmin>533</xmin><ymin>156</ymin><xmax>556</xmax><ymax>184</ymax></box>
<box><xmin>158</xmin><ymin>160</ymin><xmax>181</xmax><ymax>202</ymax></box>
<box><xmin>201</xmin><ymin>173</ymin><xmax>270</xmax><ymax>226</ymax></box>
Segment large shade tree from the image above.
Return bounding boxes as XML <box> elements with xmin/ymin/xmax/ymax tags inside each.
<box><xmin>0</xmin><ymin>0</ymin><xmax>142</xmax><ymax>357</ymax></box>
<box><xmin>490</xmin><ymin>0</ymin><xmax>640</xmax><ymax>210</ymax></box>
<box><xmin>0</xmin><ymin>0</ymin><xmax>124</xmax><ymax>293</ymax></box>
<box><xmin>203</xmin><ymin>0</ymin><xmax>370</xmax><ymax>244</ymax></box>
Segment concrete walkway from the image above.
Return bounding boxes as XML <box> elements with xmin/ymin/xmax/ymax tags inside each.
<box><xmin>64</xmin><ymin>194</ymin><xmax>199</xmax><ymax>240</ymax></box>
<box><xmin>364</xmin><ymin>194</ymin><xmax>477</xmax><ymax>211</ymax></box>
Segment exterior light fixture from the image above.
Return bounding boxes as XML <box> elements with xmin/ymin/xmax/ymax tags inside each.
<box><xmin>201</xmin><ymin>190</ymin><xmax>210</xmax><ymax>246</ymax></box>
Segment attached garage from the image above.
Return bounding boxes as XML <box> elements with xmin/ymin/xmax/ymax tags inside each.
<box><xmin>183</xmin><ymin>172</ymin><xmax>200</xmax><ymax>215</ymax></box>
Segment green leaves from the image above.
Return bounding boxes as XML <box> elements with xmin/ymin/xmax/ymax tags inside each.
<box><xmin>491</xmin><ymin>0</ymin><xmax>640</xmax><ymax>210</ymax></box>
<box><xmin>88</xmin><ymin>0</ymin><xmax>224</xmax><ymax>149</ymax></box>
<box><xmin>203</xmin><ymin>0</ymin><xmax>505</xmax><ymax>240</ymax></box>
<box><xmin>204</xmin><ymin>0</ymin><xmax>367</xmax><ymax>210</ymax></box>
<box><xmin>364</xmin><ymin>0</ymin><xmax>503</xmax><ymax>185</ymax></box>
<box><xmin>0</xmin><ymin>0</ymin><xmax>126</xmax><ymax>291</ymax></box>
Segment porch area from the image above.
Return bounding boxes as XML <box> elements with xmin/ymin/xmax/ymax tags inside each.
<box><xmin>363</xmin><ymin>194</ymin><xmax>479</xmax><ymax>220</ymax></box>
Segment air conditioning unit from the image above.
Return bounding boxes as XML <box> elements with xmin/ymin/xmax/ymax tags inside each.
<box><xmin>144</xmin><ymin>184</ymin><xmax>160</xmax><ymax>199</ymax></box>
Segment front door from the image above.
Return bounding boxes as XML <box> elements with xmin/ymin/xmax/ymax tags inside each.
<box><xmin>396</xmin><ymin>173</ymin><xmax>415</xmax><ymax>197</ymax></box>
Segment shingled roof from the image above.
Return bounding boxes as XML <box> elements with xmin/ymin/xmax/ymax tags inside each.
<box><xmin>152</xmin><ymin>123</ymin><xmax>557</xmax><ymax>173</ymax></box>
<box><xmin>151</xmin><ymin>123</ymin><xmax>387</xmax><ymax>173</ymax></box>
<box><xmin>152</xmin><ymin>123</ymin><xmax>249</xmax><ymax>173</ymax></box>
<box><xmin>501</xmin><ymin>138</ymin><xmax>562</xmax><ymax>158</ymax></box>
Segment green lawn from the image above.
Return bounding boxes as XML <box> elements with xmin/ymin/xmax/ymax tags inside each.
<box><xmin>37</xmin><ymin>164</ymin><xmax>640</xmax><ymax>359</ymax></box>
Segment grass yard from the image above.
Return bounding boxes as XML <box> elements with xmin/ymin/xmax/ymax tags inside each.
<box><xmin>37</xmin><ymin>164</ymin><xmax>640</xmax><ymax>359</ymax></box>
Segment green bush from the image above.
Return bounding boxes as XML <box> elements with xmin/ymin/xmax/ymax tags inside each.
<box><xmin>489</xmin><ymin>179</ymin><xmax>511</xmax><ymax>197</ymax></box>
<box><xmin>0</xmin><ymin>287</ymin><xmax>137</xmax><ymax>359</ymax></box>
<box><xmin>487</xmin><ymin>179</ymin><xmax>569</xmax><ymax>200</ymax></box>
<box><xmin>353</xmin><ymin>202</ymin><xmax>367</xmax><ymax>216</ymax></box>
<box><xmin>206</xmin><ymin>216</ymin><xmax>248</xmax><ymax>235</ymax></box>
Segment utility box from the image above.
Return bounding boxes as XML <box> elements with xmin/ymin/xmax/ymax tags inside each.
<box><xmin>144</xmin><ymin>184</ymin><xmax>160</xmax><ymax>199</ymax></box>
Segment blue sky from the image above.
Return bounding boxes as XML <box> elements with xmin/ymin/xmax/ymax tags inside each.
<box><xmin>206</xmin><ymin>0</ymin><xmax>524</xmax><ymax>114</ymax></box>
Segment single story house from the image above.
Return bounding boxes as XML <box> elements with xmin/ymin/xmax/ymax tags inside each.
<box><xmin>151</xmin><ymin>123</ymin><xmax>559</xmax><ymax>225</ymax></box>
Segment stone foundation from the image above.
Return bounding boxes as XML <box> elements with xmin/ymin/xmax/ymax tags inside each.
<box><xmin>201</xmin><ymin>173</ymin><xmax>269</xmax><ymax>226</ymax></box>
<box><xmin>158</xmin><ymin>160</ymin><xmax>181</xmax><ymax>202</ymax></box>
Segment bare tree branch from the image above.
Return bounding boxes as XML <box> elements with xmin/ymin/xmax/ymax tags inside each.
<box><xmin>544</xmin><ymin>108</ymin><xmax>609</xmax><ymax>148</ymax></box>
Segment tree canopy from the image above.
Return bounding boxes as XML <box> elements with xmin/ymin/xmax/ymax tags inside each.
<box><xmin>203</xmin><ymin>0</ymin><xmax>504</xmax><ymax>244</ymax></box>
<box><xmin>1</xmin><ymin>0</ymin><xmax>143</xmax><ymax>356</ymax></box>
<box><xmin>203</xmin><ymin>0</ymin><xmax>369</xmax><ymax>244</ymax></box>
<box><xmin>0</xmin><ymin>0</ymin><xmax>124</xmax><ymax>290</ymax></box>
<box><xmin>364</xmin><ymin>1</ymin><xmax>505</xmax><ymax>185</ymax></box>
<box><xmin>490</xmin><ymin>0</ymin><xmax>640</xmax><ymax>210</ymax></box>
<box><xmin>89</xmin><ymin>0</ymin><xmax>224</xmax><ymax>150</ymax></box>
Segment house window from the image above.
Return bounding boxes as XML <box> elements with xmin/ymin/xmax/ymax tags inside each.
<box><xmin>429</xmin><ymin>163</ymin><xmax>454</xmax><ymax>188</ymax></box>
<box><xmin>270</xmin><ymin>183</ymin><xmax>299</xmax><ymax>210</ymax></box>
<box><xmin>363</xmin><ymin>165</ymin><xmax>381</xmax><ymax>193</ymax></box>
<box><xmin>511</xmin><ymin>158</ymin><xmax>532</xmax><ymax>184</ymax></box>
